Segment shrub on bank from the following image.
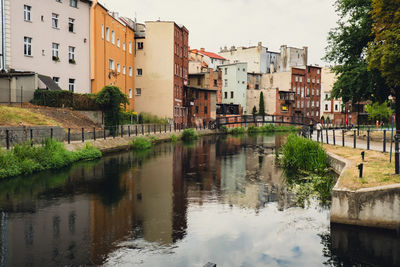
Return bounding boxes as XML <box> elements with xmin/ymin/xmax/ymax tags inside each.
<box><xmin>0</xmin><ymin>139</ymin><xmax>101</xmax><ymax>179</ymax></box>
<box><xmin>171</xmin><ymin>134</ymin><xmax>178</xmax><ymax>143</ymax></box>
<box><xmin>220</xmin><ymin>126</ymin><xmax>229</xmax><ymax>134</ymax></box>
<box><xmin>131</xmin><ymin>137</ymin><xmax>152</xmax><ymax>150</ymax></box>
<box><xmin>229</xmin><ymin>127</ymin><xmax>246</xmax><ymax>135</ymax></box>
<box><xmin>31</xmin><ymin>89</ymin><xmax>99</xmax><ymax>110</ymax></box>
<box><xmin>247</xmin><ymin>126</ymin><xmax>260</xmax><ymax>134</ymax></box>
<box><xmin>181</xmin><ymin>128</ymin><xmax>198</xmax><ymax>141</ymax></box>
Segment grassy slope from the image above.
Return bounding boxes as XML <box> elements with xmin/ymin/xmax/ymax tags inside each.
<box><xmin>0</xmin><ymin>106</ymin><xmax>59</xmax><ymax>126</ymax></box>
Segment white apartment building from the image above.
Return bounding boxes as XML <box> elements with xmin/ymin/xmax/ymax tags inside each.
<box><xmin>219</xmin><ymin>62</ymin><xmax>248</xmax><ymax>114</ymax></box>
<box><xmin>0</xmin><ymin>0</ymin><xmax>91</xmax><ymax>93</ymax></box>
<box><xmin>321</xmin><ymin>66</ymin><xmax>344</xmax><ymax>124</ymax></box>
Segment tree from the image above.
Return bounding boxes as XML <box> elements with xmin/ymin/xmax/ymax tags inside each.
<box><xmin>96</xmin><ymin>86</ymin><xmax>129</xmax><ymax>134</ymax></box>
<box><xmin>324</xmin><ymin>0</ymin><xmax>390</xmax><ymax>104</ymax></box>
<box><xmin>365</xmin><ymin>101</ymin><xmax>393</xmax><ymax>122</ymax></box>
<box><xmin>258</xmin><ymin>92</ymin><xmax>265</xmax><ymax>116</ymax></box>
<box><xmin>252</xmin><ymin>106</ymin><xmax>257</xmax><ymax>115</ymax></box>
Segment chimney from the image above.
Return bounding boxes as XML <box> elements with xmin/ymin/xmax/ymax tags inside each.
<box><xmin>200</xmin><ymin>48</ymin><xmax>205</xmax><ymax>52</ymax></box>
<box><xmin>303</xmin><ymin>46</ymin><xmax>308</xmax><ymax>66</ymax></box>
<box><xmin>258</xmin><ymin>41</ymin><xmax>262</xmax><ymax>47</ymax></box>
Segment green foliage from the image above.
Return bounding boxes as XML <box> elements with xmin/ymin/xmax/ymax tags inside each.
<box><xmin>365</xmin><ymin>101</ymin><xmax>393</xmax><ymax>122</ymax></box>
<box><xmin>119</xmin><ymin>110</ymin><xmax>138</xmax><ymax>125</ymax></box>
<box><xmin>31</xmin><ymin>89</ymin><xmax>100</xmax><ymax>110</ymax></box>
<box><xmin>96</xmin><ymin>86</ymin><xmax>129</xmax><ymax>134</ymax></box>
<box><xmin>220</xmin><ymin>125</ymin><xmax>229</xmax><ymax>134</ymax></box>
<box><xmin>324</xmin><ymin>0</ymin><xmax>390</xmax><ymax>104</ymax></box>
<box><xmin>247</xmin><ymin>125</ymin><xmax>260</xmax><ymax>134</ymax></box>
<box><xmin>181</xmin><ymin>128</ymin><xmax>198</xmax><ymax>141</ymax></box>
<box><xmin>0</xmin><ymin>139</ymin><xmax>101</xmax><ymax>179</ymax></box>
<box><xmin>229</xmin><ymin>127</ymin><xmax>246</xmax><ymax>135</ymax></box>
<box><xmin>258</xmin><ymin>92</ymin><xmax>265</xmax><ymax>115</ymax></box>
<box><xmin>138</xmin><ymin>112</ymin><xmax>169</xmax><ymax>124</ymax></box>
<box><xmin>171</xmin><ymin>134</ymin><xmax>178</xmax><ymax>143</ymax></box>
<box><xmin>281</xmin><ymin>134</ymin><xmax>328</xmax><ymax>176</ymax></box>
<box><xmin>257</xmin><ymin>124</ymin><xmax>297</xmax><ymax>133</ymax></box>
<box><xmin>131</xmin><ymin>137</ymin><xmax>152</xmax><ymax>151</ymax></box>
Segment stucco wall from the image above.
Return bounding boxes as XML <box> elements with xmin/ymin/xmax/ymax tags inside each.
<box><xmin>221</xmin><ymin>62</ymin><xmax>247</xmax><ymax>113</ymax></box>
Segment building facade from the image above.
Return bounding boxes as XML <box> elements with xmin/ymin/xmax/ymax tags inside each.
<box><xmin>189</xmin><ymin>48</ymin><xmax>227</xmax><ymax>70</ymax></box>
<box><xmin>134</xmin><ymin>21</ymin><xmax>189</xmax><ymax>125</ymax></box>
<box><xmin>278</xmin><ymin>45</ymin><xmax>308</xmax><ymax>72</ymax></box>
<box><xmin>0</xmin><ymin>0</ymin><xmax>91</xmax><ymax>93</ymax></box>
<box><xmin>90</xmin><ymin>2</ymin><xmax>135</xmax><ymax>109</ymax></box>
<box><xmin>219</xmin><ymin>62</ymin><xmax>248</xmax><ymax>114</ymax></box>
<box><xmin>321</xmin><ymin>67</ymin><xmax>344</xmax><ymax>125</ymax></box>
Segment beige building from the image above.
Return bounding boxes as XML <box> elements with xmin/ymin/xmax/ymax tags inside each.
<box><xmin>321</xmin><ymin>67</ymin><xmax>344</xmax><ymax>124</ymax></box>
<box><xmin>134</xmin><ymin>21</ymin><xmax>189</xmax><ymax>125</ymax></box>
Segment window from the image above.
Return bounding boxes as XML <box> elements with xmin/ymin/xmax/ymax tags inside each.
<box><xmin>231</xmin><ymin>91</ymin><xmax>234</xmax><ymax>98</ymax></box>
<box><xmin>306</xmin><ymin>87</ymin><xmax>309</xmax><ymax>96</ymax></box>
<box><xmin>243</xmin><ymin>68</ymin><xmax>245</xmax><ymax>72</ymax></box>
<box><xmin>317</xmin><ymin>79</ymin><xmax>320</xmax><ymax>84</ymax></box>
<box><xmin>123</xmin><ymin>42</ymin><xmax>126</xmax><ymax>51</ymax></box>
<box><xmin>204</xmin><ymin>106</ymin><xmax>208</xmax><ymax>114</ymax></box>
<box><xmin>307</xmin><ymin>101</ymin><xmax>310</xmax><ymax>108</ymax></box>
<box><xmin>307</xmin><ymin>78</ymin><xmax>310</xmax><ymax>83</ymax></box>
<box><xmin>316</xmin><ymin>111</ymin><xmax>319</xmax><ymax>117</ymax></box>
<box><xmin>325</xmin><ymin>104</ymin><xmax>328</xmax><ymax>111</ymax></box>
<box><xmin>56</xmin><ymin>0</ymin><xmax>61</xmax><ymax>2</ymax></box>
<box><xmin>335</xmin><ymin>104</ymin><xmax>339</xmax><ymax>111</ymax></box>
<box><xmin>109</xmin><ymin>59</ymin><xmax>114</xmax><ymax>70</ymax></box>
<box><xmin>281</xmin><ymin>104</ymin><xmax>288</xmax><ymax>112</ymax></box>
<box><xmin>129</xmin><ymin>67</ymin><xmax>132</xmax><ymax>76</ymax></box>
<box><xmin>68</xmin><ymin>46</ymin><xmax>75</xmax><ymax>63</ymax></box>
<box><xmin>255</xmin><ymin>84</ymin><xmax>259</xmax><ymax>89</ymax></box>
<box><xmin>69</xmin><ymin>18</ymin><xmax>75</xmax><ymax>32</ymax></box>
<box><xmin>24</xmin><ymin>37</ymin><xmax>32</xmax><ymax>56</ymax></box>
<box><xmin>101</xmin><ymin>24</ymin><xmax>104</xmax><ymax>39</ymax></box>
<box><xmin>311</xmin><ymin>111</ymin><xmax>314</xmax><ymax>116</ymax></box>
<box><xmin>53</xmin><ymin>77</ymin><xmax>60</xmax><ymax>84</ymax></box>
<box><xmin>137</xmin><ymin>42</ymin><xmax>143</xmax><ymax>50</ymax></box>
<box><xmin>136</xmin><ymin>68</ymin><xmax>142</xmax><ymax>76</ymax></box>
<box><xmin>301</xmin><ymin>101</ymin><xmax>304</xmax><ymax>108</ymax></box>
<box><xmin>224</xmin><ymin>68</ymin><xmax>227</xmax><ymax>75</ymax></box>
<box><xmin>316</xmin><ymin>101</ymin><xmax>319</xmax><ymax>107</ymax></box>
<box><xmin>297</xmin><ymin>100</ymin><xmax>300</xmax><ymax>108</ymax></box>
<box><xmin>316</xmin><ymin>90</ymin><xmax>319</xmax><ymax>96</ymax></box>
<box><xmin>195</xmin><ymin>106</ymin><xmax>199</xmax><ymax>114</ymax></box>
<box><xmin>312</xmin><ymin>89</ymin><xmax>314</xmax><ymax>96</ymax></box>
<box><xmin>224</xmin><ymin>92</ymin><xmax>228</xmax><ymax>99</ymax></box>
<box><xmin>24</xmin><ymin>5</ymin><xmax>31</xmax><ymax>22</ymax></box>
<box><xmin>325</xmin><ymin>94</ymin><xmax>329</xmax><ymax>100</ymax></box>
<box><xmin>106</xmin><ymin>27</ymin><xmax>110</xmax><ymax>41</ymax></box>
<box><xmin>135</xmin><ymin>88</ymin><xmax>141</xmax><ymax>96</ymax></box>
<box><xmin>69</xmin><ymin>79</ymin><xmax>75</xmax><ymax>92</ymax></box>
<box><xmin>312</xmin><ymin>79</ymin><xmax>315</xmax><ymax>83</ymax></box>
<box><xmin>117</xmin><ymin>63</ymin><xmax>120</xmax><ymax>73</ymax></box>
<box><xmin>300</xmin><ymin>77</ymin><xmax>303</xmax><ymax>82</ymax></box>
<box><xmin>123</xmin><ymin>66</ymin><xmax>126</xmax><ymax>75</ymax></box>
<box><xmin>70</xmin><ymin>0</ymin><xmax>77</xmax><ymax>8</ymax></box>
<box><xmin>52</xmin><ymin>43</ymin><xmax>59</xmax><ymax>60</ymax></box>
<box><xmin>224</xmin><ymin>79</ymin><xmax>228</xmax><ymax>87</ymax></box>
<box><xmin>117</xmin><ymin>38</ymin><xmax>120</xmax><ymax>47</ymax></box>
<box><xmin>195</xmin><ymin>91</ymin><xmax>199</xmax><ymax>99</ymax></box>
<box><xmin>204</xmin><ymin>92</ymin><xmax>208</xmax><ymax>100</ymax></box>
<box><xmin>52</xmin><ymin>13</ymin><xmax>59</xmax><ymax>28</ymax></box>
<box><xmin>111</xmin><ymin>31</ymin><xmax>115</xmax><ymax>44</ymax></box>
<box><xmin>312</xmin><ymin>101</ymin><xmax>314</xmax><ymax>107</ymax></box>
<box><xmin>214</xmin><ymin>79</ymin><xmax>217</xmax><ymax>87</ymax></box>
<box><xmin>317</xmin><ymin>69</ymin><xmax>320</xmax><ymax>74</ymax></box>
<box><xmin>295</xmin><ymin>76</ymin><xmax>298</xmax><ymax>82</ymax></box>
<box><xmin>129</xmin><ymin>89</ymin><xmax>132</xmax><ymax>98</ymax></box>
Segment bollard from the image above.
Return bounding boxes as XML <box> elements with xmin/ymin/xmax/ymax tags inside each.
<box><xmin>367</xmin><ymin>130</ymin><xmax>370</xmax><ymax>150</ymax></box>
<box><xmin>136</xmin><ymin>125</ymin><xmax>138</xmax><ymax>136</ymax></box>
<box><xmin>148</xmin><ymin>125</ymin><xmax>150</xmax><ymax>134</ymax></box>
<box><xmin>68</xmin><ymin>128</ymin><xmax>71</xmax><ymax>144</ymax></box>
<box><xmin>128</xmin><ymin>126</ymin><xmax>130</xmax><ymax>137</ymax></box>
<box><xmin>165</xmin><ymin>124</ymin><xmax>167</xmax><ymax>133</ymax></box>
<box><xmin>104</xmin><ymin>128</ymin><xmax>106</xmax><ymax>140</ymax></box>
<box><xmin>333</xmin><ymin>129</ymin><xmax>336</xmax><ymax>145</ymax></box>
<box><xmin>142</xmin><ymin>124</ymin><xmax>144</xmax><ymax>135</ymax></box>
<box><xmin>358</xmin><ymin>163</ymin><xmax>363</xmax><ymax>178</ymax></box>
<box><xmin>154</xmin><ymin>124</ymin><xmax>156</xmax><ymax>134</ymax></box>
<box><xmin>113</xmin><ymin>127</ymin><xmax>115</xmax><ymax>139</ymax></box>
<box><xmin>50</xmin><ymin>128</ymin><xmax>53</xmax><ymax>139</ymax></box>
<box><xmin>170</xmin><ymin>124</ymin><xmax>172</xmax><ymax>132</ymax></box>
<box><xmin>326</xmin><ymin>129</ymin><xmax>329</xmax><ymax>144</ymax></box>
<box><xmin>160</xmin><ymin>125</ymin><xmax>162</xmax><ymax>134</ymax></box>
<box><xmin>121</xmin><ymin>125</ymin><xmax>123</xmax><ymax>138</ymax></box>
<box><xmin>30</xmin><ymin>129</ymin><xmax>33</xmax><ymax>147</ymax></box>
<box><xmin>342</xmin><ymin>130</ymin><xmax>345</xmax><ymax>147</ymax></box>
<box><xmin>94</xmin><ymin>127</ymin><xmax>96</xmax><ymax>141</ymax></box>
<box><xmin>361</xmin><ymin>151</ymin><xmax>365</xmax><ymax>161</ymax></box>
<box><xmin>82</xmin><ymin>128</ymin><xmax>85</xmax><ymax>142</ymax></box>
<box><xmin>6</xmin><ymin>129</ymin><xmax>9</xmax><ymax>150</ymax></box>
<box><xmin>395</xmin><ymin>134</ymin><xmax>399</xmax><ymax>174</ymax></box>
<box><xmin>354</xmin><ymin>130</ymin><xmax>356</xmax><ymax>148</ymax></box>
<box><xmin>383</xmin><ymin>130</ymin><xmax>387</xmax><ymax>153</ymax></box>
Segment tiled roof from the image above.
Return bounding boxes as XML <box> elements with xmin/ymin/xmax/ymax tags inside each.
<box><xmin>198</xmin><ymin>50</ymin><xmax>226</xmax><ymax>60</ymax></box>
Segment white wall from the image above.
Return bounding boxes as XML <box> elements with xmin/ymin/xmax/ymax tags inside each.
<box><xmin>7</xmin><ymin>0</ymin><xmax>91</xmax><ymax>93</ymax></box>
<box><xmin>221</xmin><ymin>62</ymin><xmax>248</xmax><ymax>113</ymax></box>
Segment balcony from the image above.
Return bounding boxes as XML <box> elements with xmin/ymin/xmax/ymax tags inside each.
<box><xmin>279</xmin><ymin>91</ymin><xmax>295</xmax><ymax>102</ymax></box>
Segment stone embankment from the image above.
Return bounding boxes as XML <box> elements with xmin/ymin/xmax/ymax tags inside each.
<box><xmin>328</xmin><ymin>152</ymin><xmax>400</xmax><ymax>230</ymax></box>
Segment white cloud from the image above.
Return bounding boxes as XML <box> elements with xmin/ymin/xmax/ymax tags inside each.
<box><xmin>100</xmin><ymin>0</ymin><xmax>338</xmax><ymax>65</ymax></box>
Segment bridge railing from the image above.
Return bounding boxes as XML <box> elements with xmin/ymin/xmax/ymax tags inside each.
<box><xmin>216</xmin><ymin>114</ymin><xmax>315</xmax><ymax>128</ymax></box>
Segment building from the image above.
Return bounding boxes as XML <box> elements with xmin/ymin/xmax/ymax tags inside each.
<box><xmin>134</xmin><ymin>21</ymin><xmax>189</xmax><ymax>125</ymax></box>
<box><xmin>187</xmin><ymin>71</ymin><xmax>218</xmax><ymax>127</ymax></box>
<box><xmin>278</xmin><ymin>45</ymin><xmax>308</xmax><ymax>72</ymax></box>
<box><xmin>321</xmin><ymin>67</ymin><xmax>345</xmax><ymax>125</ymax></box>
<box><xmin>220</xmin><ymin>62</ymin><xmax>248</xmax><ymax>114</ymax></box>
<box><xmin>90</xmin><ymin>1</ymin><xmax>135</xmax><ymax>109</ymax></box>
<box><xmin>189</xmin><ymin>48</ymin><xmax>227</xmax><ymax>71</ymax></box>
<box><xmin>0</xmin><ymin>0</ymin><xmax>92</xmax><ymax>93</ymax></box>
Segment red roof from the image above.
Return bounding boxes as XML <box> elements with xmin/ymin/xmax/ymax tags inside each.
<box><xmin>199</xmin><ymin>51</ymin><xmax>226</xmax><ymax>60</ymax></box>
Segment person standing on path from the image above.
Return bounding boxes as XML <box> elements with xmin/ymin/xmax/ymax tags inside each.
<box><xmin>316</xmin><ymin>122</ymin><xmax>322</xmax><ymax>141</ymax></box>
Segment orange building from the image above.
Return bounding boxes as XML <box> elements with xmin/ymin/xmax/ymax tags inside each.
<box><xmin>90</xmin><ymin>1</ymin><xmax>135</xmax><ymax>109</ymax></box>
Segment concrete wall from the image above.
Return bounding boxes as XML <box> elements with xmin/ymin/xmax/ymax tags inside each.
<box><xmin>220</xmin><ymin>62</ymin><xmax>247</xmax><ymax>114</ymax></box>
<box><xmin>7</xmin><ymin>0</ymin><xmax>91</xmax><ymax>93</ymax></box>
<box><xmin>76</xmin><ymin>110</ymin><xmax>103</xmax><ymax>125</ymax></box>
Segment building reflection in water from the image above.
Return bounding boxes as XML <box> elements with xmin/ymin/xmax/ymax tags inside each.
<box><xmin>0</xmin><ymin>134</ymin><xmax>398</xmax><ymax>266</ymax></box>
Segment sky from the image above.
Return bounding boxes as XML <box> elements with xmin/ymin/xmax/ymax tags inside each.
<box><xmin>99</xmin><ymin>0</ymin><xmax>339</xmax><ymax>66</ymax></box>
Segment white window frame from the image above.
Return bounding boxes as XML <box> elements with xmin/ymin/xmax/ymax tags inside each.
<box><xmin>137</xmin><ymin>68</ymin><xmax>142</xmax><ymax>76</ymax></box>
<box><xmin>70</xmin><ymin>0</ymin><xmax>77</xmax><ymax>8</ymax></box>
<box><xmin>69</xmin><ymin>18</ymin><xmax>75</xmax><ymax>33</ymax></box>
<box><xmin>109</xmin><ymin>59</ymin><xmax>115</xmax><ymax>70</ymax></box>
<box><xmin>135</xmin><ymin>88</ymin><xmax>141</xmax><ymax>96</ymax></box>
<box><xmin>123</xmin><ymin>42</ymin><xmax>126</xmax><ymax>51</ymax></box>
<box><xmin>123</xmin><ymin>66</ymin><xmax>126</xmax><ymax>75</ymax></box>
<box><xmin>111</xmin><ymin>31</ymin><xmax>115</xmax><ymax>44</ymax></box>
<box><xmin>68</xmin><ymin>46</ymin><xmax>75</xmax><ymax>62</ymax></box>
<box><xmin>117</xmin><ymin>63</ymin><xmax>120</xmax><ymax>73</ymax></box>
<box><xmin>69</xmin><ymin>78</ymin><xmax>75</xmax><ymax>92</ymax></box>
<box><xmin>52</xmin><ymin>43</ymin><xmax>59</xmax><ymax>59</ymax></box>
<box><xmin>101</xmin><ymin>24</ymin><xmax>104</xmax><ymax>39</ymax></box>
<box><xmin>129</xmin><ymin>88</ymin><xmax>133</xmax><ymax>98</ymax></box>
<box><xmin>117</xmin><ymin>38</ymin><xmax>120</xmax><ymax>48</ymax></box>
<box><xmin>24</xmin><ymin>5</ymin><xmax>31</xmax><ymax>22</ymax></box>
<box><xmin>106</xmin><ymin>27</ymin><xmax>110</xmax><ymax>41</ymax></box>
<box><xmin>129</xmin><ymin>67</ymin><xmax>132</xmax><ymax>77</ymax></box>
<box><xmin>129</xmin><ymin>42</ymin><xmax>132</xmax><ymax>53</ymax></box>
<box><xmin>24</xmin><ymin>37</ymin><xmax>32</xmax><ymax>56</ymax></box>
<box><xmin>52</xmin><ymin>13</ymin><xmax>59</xmax><ymax>29</ymax></box>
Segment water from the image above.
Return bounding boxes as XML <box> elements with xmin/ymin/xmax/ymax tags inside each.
<box><xmin>0</xmin><ymin>134</ymin><xmax>399</xmax><ymax>267</ymax></box>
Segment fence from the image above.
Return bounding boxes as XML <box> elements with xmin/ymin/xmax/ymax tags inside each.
<box><xmin>0</xmin><ymin>123</ymin><xmax>212</xmax><ymax>150</ymax></box>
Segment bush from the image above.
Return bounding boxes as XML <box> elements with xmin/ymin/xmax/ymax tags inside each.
<box><xmin>181</xmin><ymin>128</ymin><xmax>198</xmax><ymax>141</ymax></box>
<box><xmin>139</xmin><ymin>112</ymin><xmax>169</xmax><ymax>124</ymax></box>
<box><xmin>260</xmin><ymin>124</ymin><xmax>276</xmax><ymax>132</ymax></box>
<box><xmin>131</xmin><ymin>137</ymin><xmax>152</xmax><ymax>150</ymax></box>
<box><xmin>220</xmin><ymin>126</ymin><xmax>229</xmax><ymax>134</ymax></box>
<box><xmin>281</xmin><ymin>134</ymin><xmax>327</xmax><ymax>176</ymax></box>
<box><xmin>229</xmin><ymin>127</ymin><xmax>246</xmax><ymax>135</ymax></box>
<box><xmin>0</xmin><ymin>139</ymin><xmax>101</xmax><ymax>179</ymax></box>
<box><xmin>31</xmin><ymin>89</ymin><xmax>99</xmax><ymax>110</ymax></box>
<box><xmin>171</xmin><ymin>134</ymin><xmax>178</xmax><ymax>143</ymax></box>
<box><xmin>247</xmin><ymin>126</ymin><xmax>260</xmax><ymax>134</ymax></box>
<box><xmin>120</xmin><ymin>110</ymin><xmax>138</xmax><ymax>125</ymax></box>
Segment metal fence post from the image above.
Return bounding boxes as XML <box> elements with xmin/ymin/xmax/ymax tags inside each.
<box><xmin>6</xmin><ymin>130</ymin><xmax>9</xmax><ymax>150</ymax></box>
<box><xmin>165</xmin><ymin>124</ymin><xmax>167</xmax><ymax>133</ymax></box>
<box><xmin>82</xmin><ymin>128</ymin><xmax>85</xmax><ymax>143</ymax></box>
<box><xmin>367</xmin><ymin>130</ymin><xmax>370</xmax><ymax>150</ymax></box>
<box><xmin>383</xmin><ymin>130</ymin><xmax>387</xmax><ymax>153</ymax></box>
<box><xmin>104</xmin><ymin>128</ymin><xmax>106</xmax><ymax>140</ymax></box>
<box><xmin>50</xmin><ymin>128</ymin><xmax>53</xmax><ymax>139</ymax></box>
<box><xmin>354</xmin><ymin>130</ymin><xmax>356</xmax><ymax>148</ymax></box>
<box><xmin>326</xmin><ymin>129</ymin><xmax>329</xmax><ymax>144</ymax></box>
<box><xmin>94</xmin><ymin>127</ymin><xmax>96</xmax><ymax>141</ymax></box>
<box><xmin>396</xmin><ymin>134</ymin><xmax>400</xmax><ymax>174</ymax></box>
<box><xmin>148</xmin><ymin>125</ymin><xmax>150</xmax><ymax>134</ymax></box>
<box><xmin>160</xmin><ymin>125</ymin><xmax>162</xmax><ymax>134</ymax></box>
<box><xmin>154</xmin><ymin>124</ymin><xmax>156</xmax><ymax>134</ymax></box>
<box><xmin>333</xmin><ymin>129</ymin><xmax>336</xmax><ymax>145</ymax></box>
<box><xmin>142</xmin><ymin>124</ymin><xmax>144</xmax><ymax>135</ymax></box>
<box><xmin>128</xmin><ymin>126</ymin><xmax>130</xmax><ymax>137</ymax></box>
<box><xmin>68</xmin><ymin>128</ymin><xmax>71</xmax><ymax>144</ymax></box>
<box><xmin>342</xmin><ymin>130</ymin><xmax>345</xmax><ymax>147</ymax></box>
<box><xmin>30</xmin><ymin>129</ymin><xmax>33</xmax><ymax>147</ymax></box>
<box><xmin>321</xmin><ymin>129</ymin><xmax>324</xmax><ymax>143</ymax></box>
<box><xmin>136</xmin><ymin>125</ymin><xmax>138</xmax><ymax>136</ymax></box>
<box><xmin>121</xmin><ymin>125</ymin><xmax>124</xmax><ymax>138</ymax></box>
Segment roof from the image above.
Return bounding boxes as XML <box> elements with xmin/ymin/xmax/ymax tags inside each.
<box><xmin>38</xmin><ymin>75</ymin><xmax>62</xmax><ymax>91</ymax></box>
<box><xmin>186</xmin><ymin>86</ymin><xmax>217</xmax><ymax>92</ymax></box>
<box><xmin>198</xmin><ymin>51</ymin><xmax>226</xmax><ymax>60</ymax></box>
<box><xmin>0</xmin><ymin>71</ymin><xmax>36</xmax><ymax>77</ymax></box>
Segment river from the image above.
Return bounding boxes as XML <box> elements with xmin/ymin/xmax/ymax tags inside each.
<box><xmin>0</xmin><ymin>134</ymin><xmax>399</xmax><ymax>266</ymax></box>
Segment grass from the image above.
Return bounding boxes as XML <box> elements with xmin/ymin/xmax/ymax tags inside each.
<box><xmin>0</xmin><ymin>105</ymin><xmax>59</xmax><ymax>126</ymax></box>
<box><xmin>0</xmin><ymin>139</ymin><xmax>101</xmax><ymax>179</ymax></box>
<box><xmin>323</xmin><ymin>144</ymin><xmax>400</xmax><ymax>190</ymax></box>
<box><xmin>181</xmin><ymin>128</ymin><xmax>198</xmax><ymax>141</ymax></box>
<box><xmin>131</xmin><ymin>137</ymin><xmax>153</xmax><ymax>150</ymax></box>
<box><xmin>221</xmin><ymin>124</ymin><xmax>298</xmax><ymax>135</ymax></box>
<box><xmin>229</xmin><ymin>127</ymin><xmax>246</xmax><ymax>135</ymax></box>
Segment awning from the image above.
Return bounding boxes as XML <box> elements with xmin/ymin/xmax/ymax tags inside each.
<box><xmin>38</xmin><ymin>74</ymin><xmax>62</xmax><ymax>91</ymax></box>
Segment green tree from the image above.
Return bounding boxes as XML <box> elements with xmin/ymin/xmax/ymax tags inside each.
<box><xmin>96</xmin><ymin>86</ymin><xmax>128</xmax><ymax>134</ymax></box>
<box><xmin>252</xmin><ymin>106</ymin><xmax>257</xmax><ymax>115</ymax></box>
<box><xmin>324</xmin><ymin>0</ymin><xmax>389</xmax><ymax>104</ymax></box>
<box><xmin>367</xmin><ymin>0</ymin><xmax>400</xmax><ymax>132</ymax></box>
<box><xmin>365</xmin><ymin>101</ymin><xmax>393</xmax><ymax>122</ymax></box>
<box><xmin>258</xmin><ymin>92</ymin><xmax>265</xmax><ymax>115</ymax></box>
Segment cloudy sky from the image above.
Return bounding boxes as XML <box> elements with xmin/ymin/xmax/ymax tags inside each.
<box><xmin>100</xmin><ymin>0</ymin><xmax>339</xmax><ymax>65</ymax></box>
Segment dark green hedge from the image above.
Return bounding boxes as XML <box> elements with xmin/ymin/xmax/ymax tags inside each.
<box><xmin>31</xmin><ymin>89</ymin><xmax>100</xmax><ymax>110</ymax></box>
